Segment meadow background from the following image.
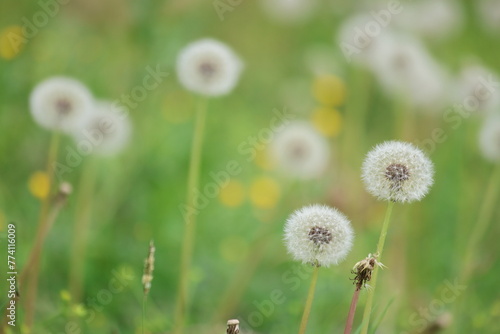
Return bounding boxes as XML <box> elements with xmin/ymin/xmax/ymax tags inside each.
<box><xmin>0</xmin><ymin>0</ymin><xmax>499</xmax><ymax>333</ymax></box>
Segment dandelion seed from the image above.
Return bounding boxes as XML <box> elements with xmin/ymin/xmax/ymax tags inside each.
<box><xmin>73</xmin><ymin>101</ymin><xmax>132</xmax><ymax>156</ymax></box>
<box><xmin>226</xmin><ymin>319</ymin><xmax>240</xmax><ymax>334</ymax></box>
<box><xmin>270</xmin><ymin>121</ymin><xmax>330</xmax><ymax>180</ymax></box>
<box><xmin>284</xmin><ymin>204</ymin><xmax>354</xmax><ymax>267</ymax></box>
<box><xmin>479</xmin><ymin>115</ymin><xmax>500</xmax><ymax>162</ymax></box>
<box><xmin>30</xmin><ymin>77</ymin><xmax>94</xmax><ymax>134</ymax></box>
<box><xmin>176</xmin><ymin>38</ymin><xmax>243</xmax><ymax>96</ymax></box>
<box><xmin>362</xmin><ymin>141</ymin><xmax>434</xmax><ymax>203</ymax></box>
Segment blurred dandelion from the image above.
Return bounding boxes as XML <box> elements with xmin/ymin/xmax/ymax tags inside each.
<box><xmin>176</xmin><ymin>38</ymin><xmax>243</xmax><ymax>97</ymax></box>
<box><xmin>270</xmin><ymin>121</ymin><xmax>330</xmax><ymax>180</ymax></box>
<box><xmin>479</xmin><ymin>115</ymin><xmax>500</xmax><ymax>162</ymax></box>
<box><xmin>311</xmin><ymin>107</ymin><xmax>343</xmax><ymax>137</ymax></box>
<box><xmin>259</xmin><ymin>0</ymin><xmax>319</xmax><ymax>25</ymax></box>
<box><xmin>30</xmin><ymin>76</ymin><xmax>94</xmax><ymax>134</ymax></box>
<box><xmin>174</xmin><ymin>38</ymin><xmax>243</xmax><ymax>334</ymax></box>
<box><xmin>284</xmin><ymin>204</ymin><xmax>353</xmax><ymax>334</ymax></box>
<box><xmin>477</xmin><ymin>0</ymin><xmax>500</xmax><ymax>33</ymax></box>
<box><xmin>393</xmin><ymin>0</ymin><xmax>463</xmax><ymax>40</ymax></box>
<box><xmin>249</xmin><ymin>176</ymin><xmax>281</xmax><ymax>210</ymax></box>
<box><xmin>312</xmin><ymin>75</ymin><xmax>346</xmax><ymax>107</ymax></box>
<box><xmin>73</xmin><ymin>101</ymin><xmax>132</xmax><ymax>156</ymax></box>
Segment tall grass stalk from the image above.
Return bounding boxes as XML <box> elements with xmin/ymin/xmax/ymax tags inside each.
<box><xmin>359</xmin><ymin>201</ymin><xmax>395</xmax><ymax>334</ymax></box>
<box><xmin>298</xmin><ymin>264</ymin><xmax>320</xmax><ymax>334</ymax></box>
<box><xmin>21</xmin><ymin>132</ymin><xmax>61</xmax><ymax>331</ymax></box>
<box><xmin>69</xmin><ymin>158</ymin><xmax>98</xmax><ymax>303</ymax></box>
<box><xmin>173</xmin><ymin>98</ymin><xmax>208</xmax><ymax>334</ymax></box>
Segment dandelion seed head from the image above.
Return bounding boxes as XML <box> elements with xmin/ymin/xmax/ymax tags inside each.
<box><xmin>73</xmin><ymin>101</ymin><xmax>132</xmax><ymax>156</ymax></box>
<box><xmin>270</xmin><ymin>121</ymin><xmax>330</xmax><ymax>179</ymax></box>
<box><xmin>30</xmin><ymin>76</ymin><xmax>94</xmax><ymax>133</ymax></box>
<box><xmin>479</xmin><ymin>115</ymin><xmax>500</xmax><ymax>162</ymax></box>
<box><xmin>362</xmin><ymin>141</ymin><xmax>434</xmax><ymax>203</ymax></box>
<box><xmin>284</xmin><ymin>204</ymin><xmax>354</xmax><ymax>267</ymax></box>
<box><xmin>176</xmin><ymin>38</ymin><xmax>243</xmax><ymax>96</ymax></box>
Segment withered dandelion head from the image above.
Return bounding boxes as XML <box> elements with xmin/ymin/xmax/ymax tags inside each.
<box><xmin>362</xmin><ymin>141</ymin><xmax>434</xmax><ymax>203</ymax></box>
<box><xmin>176</xmin><ymin>38</ymin><xmax>243</xmax><ymax>96</ymax></box>
<box><xmin>284</xmin><ymin>204</ymin><xmax>354</xmax><ymax>267</ymax></box>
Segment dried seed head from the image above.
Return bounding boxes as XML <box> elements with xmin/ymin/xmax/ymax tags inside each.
<box><xmin>227</xmin><ymin>319</ymin><xmax>240</xmax><ymax>334</ymax></box>
<box><xmin>142</xmin><ymin>240</ymin><xmax>155</xmax><ymax>296</ymax></box>
<box><xmin>351</xmin><ymin>254</ymin><xmax>385</xmax><ymax>289</ymax></box>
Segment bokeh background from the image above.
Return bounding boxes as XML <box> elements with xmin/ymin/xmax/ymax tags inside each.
<box><xmin>1</xmin><ymin>0</ymin><xmax>500</xmax><ymax>333</ymax></box>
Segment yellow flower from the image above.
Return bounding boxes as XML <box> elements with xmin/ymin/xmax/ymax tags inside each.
<box><xmin>312</xmin><ymin>75</ymin><xmax>346</xmax><ymax>107</ymax></box>
<box><xmin>60</xmin><ymin>290</ymin><xmax>71</xmax><ymax>302</ymax></box>
<box><xmin>311</xmin><ymin>107</ymin><xmax>342</xmax><ymax>137</ymax></box>
<box><xmin>28</xmin><ymin>171</ymin><xmax>50</xmax><ymax>200</ymax></box>
<box><xmin>0</xmin><ymin>25</ymin><xmax>25</xmax><ymax>60</ymax></box>
<box><xmin>249</xmin><ymin>176</ymin><xmax>280</xmax><ymax>209</ymax></box>
<box><xmin>219</xmin><ymin>179</ymin><xmax>245</xmax><ymax>207</ymax></box>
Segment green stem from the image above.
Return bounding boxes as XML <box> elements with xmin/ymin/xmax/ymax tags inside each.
<box><xmin>69</xmin><ymin>158</ymin><xmax>98</xmax><ymax>303</ymax></box>
<box><xmin>142</xmin><ymin>294</ymin><xmax>147</xmax><ymax>334</ymax></box>
<box><xmin>298</xmin><ymin>265</ymin><xmax>320</xmax><ymax>334</ymax></box>
<box><xmin>360</xmin><ymin>201</ymin><xmax>395</xmax><ymax>334</ymax></box>
<box><xmin>22</xmin><ymin>131</ymin><xmax>61</xmax><ymax>332</ymax></box>
<box><xmin>172</xmin><ymin>98</ymin><xmax>208</xmax><ymax>334</ymax></box>
<box><xmin>461</xmin><ymin>164</ymin><xmax>500</xmax><ymax>281</ymax></box>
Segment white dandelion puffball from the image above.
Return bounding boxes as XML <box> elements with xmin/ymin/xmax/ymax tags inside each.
<box><xmin>30</xmin><ymin>76</ymin><xmax>94</xmax><ymax>133</ymax></box>
<box><xmin>73</xmin><ymin>101</ymin><xmax>132</xmax><ymax>156</ymax></box>
<box><xmin>362</xmin><ymin>141</ymin><xmax>434</xmax><ymax>203</ymax></box>
<box><xmin>176</xmin><ymin>38</ymin><xmax>243</xmax><ymax>96</ymax></box>
<box><xmin>270</xmin><ymin>121</ymin><xmax>330</xmax><ymax>179</ymax></box>
<box><xmin>284</xmin><ymin>205</ymin><xmax>354</xmax><ymax>267</ymax></box>
<box><xmin>479</xmin><ymin>116</ymin><xmax>500</xmax><ymax>162</ymax></box>
<box><xmin>260</xmin><ymin>0</ymin><xmax>319</xmax><ymax>24</ymax></box>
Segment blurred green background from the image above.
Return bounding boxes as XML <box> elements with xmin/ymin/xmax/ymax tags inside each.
<box><xmin>1</xmin><ymin>0</ymin><xmax>500</xmax><ymax>333</ymax></box>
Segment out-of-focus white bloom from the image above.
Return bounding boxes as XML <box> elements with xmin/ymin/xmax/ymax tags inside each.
<box><xmin>176</xmin><ymin>39</ymin><xmax>243</xmax><ymax>96</ymax></box>
<box><xmin>270</xmin><ymin>121</ymin><xmax>330</xmax><ymax>179</ymax></box>
<box><xmin>477</xmin><ymin>0</ymin><xmax>500</xmax><ymax>33</ymax></box>
<box><xmin>260</xmin><ymin>0</ymin><xmax>319</xmax><ymax>24</ymax></box>
<box><xmin>370</xmin><ymin>33</ymin><xmax>449</xmax><ymax>108</ymax></box>
<box><xmin>479</xmin><ymin>115</ymin><xmax>500</xmax><ymax>162</ymax></box>
<box><xmin>451</xmin><ymin>64</ymin><xmax>500</xmax><ymax>116</ymax></box>
<box><xmin>393</xmin><ymin>0</ymin><xmax>463</xmax><ymax>40</ymax></box>
<box><xmin>30</xmin><ymin>77</ymin><xmax>94</xmax><ymax>133</ymax></box>
<box><xmin>336</xmin><ymin>13</ymin><xmax>386</xmax><ymax>67</ymax></box>
<box><xmin>284</xmin><ymin>204</ymin><xmax>354</xmax><ymax>267</ymax></box>
<box><xmin>73</xmin><ymin>101</ymin><xmax>132</xmax><ymax>156</ymax></box>
<box><xmin>362</xmin><ymin>141</ymin><xmax>434</xmax><ymax>203</ymax></box>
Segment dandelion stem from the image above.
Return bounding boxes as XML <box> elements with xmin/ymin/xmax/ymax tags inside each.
<box><xmin>69</xmin><ymin>158</ymin><xmax>98</xmax><ymax>303</ymax></box>
<box><xmin>344</xmin><ymin>285</ymin><xmax>362</xmax><ymax>334</ymax></box>
<box><xmin>461</xmin><ymin>163</ymin><xmax>500</xmax><ymax>281</ymax></box>
<box><xmin>21</xmin><ymin>132</ymin><xmax>61</xmax><ymax>331</ymax></box>
<box><xmin>298</xmin><ymin>264</ymin><xmax>320</xmax><ymax>334</ymax></box>
<box><xmin>173</xmin><ymin>98</ymin><xmax>208</xmax><ymax>334</ymax></box>
<box><xmin>359</xmin><ymin>201</ymin><xmax>395</xmax><ymax>334</ymax></box>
